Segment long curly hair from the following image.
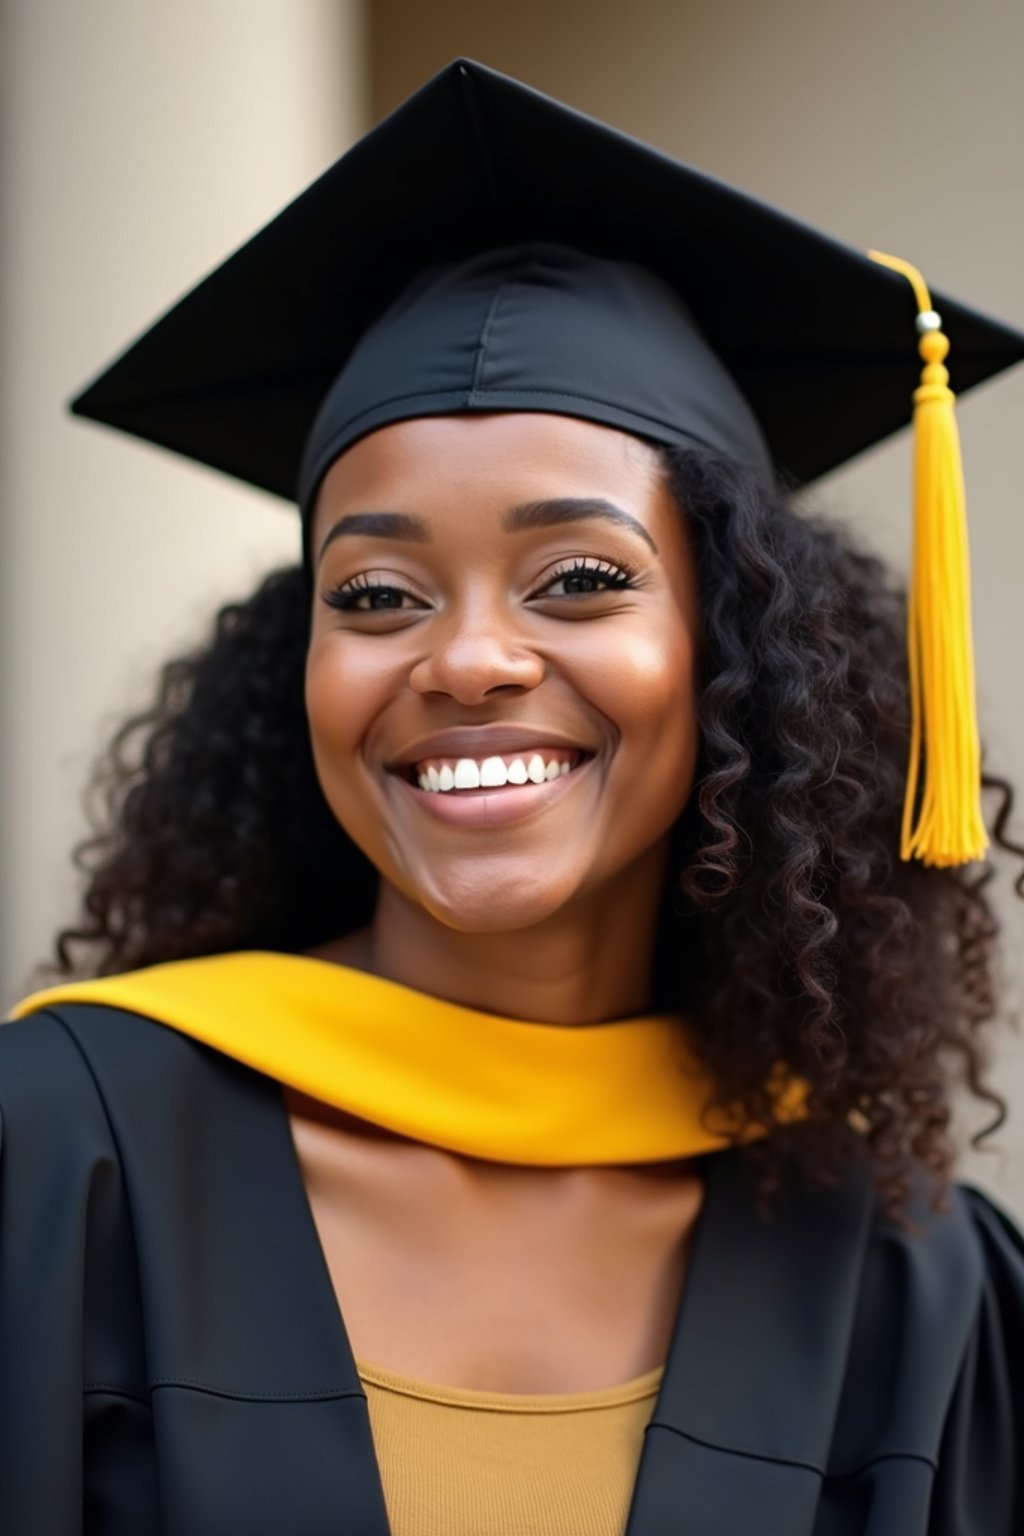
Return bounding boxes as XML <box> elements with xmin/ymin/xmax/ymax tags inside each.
<box><xmin>47</xmin><ymin>446</ymin><xmax>1024</xmax><ymax>1217</ymax></box>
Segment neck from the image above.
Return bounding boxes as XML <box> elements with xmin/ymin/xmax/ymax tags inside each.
<box><xmin>317</xmin><ymin>854</ymin><xmax>669</xmax><ymax>1026</ymax></box>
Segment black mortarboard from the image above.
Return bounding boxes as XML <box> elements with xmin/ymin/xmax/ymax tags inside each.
<box><xmin>70</xmin><ymin>56</ymin><xmax>1024</xmax><ymax>508</ymax></box>
<box><xmin>70</xmin><ymin>57</ymin><xmax>1024</xmax><ymax>870</ymax></box>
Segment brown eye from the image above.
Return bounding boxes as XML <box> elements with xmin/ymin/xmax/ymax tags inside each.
<box><xmin>360</xmin><ymin>588</ymin><xmax>408</xmax><ymax>611</ymax></box>
<box><xmin>558</xmin><ymin>571</ymin><xmax>606</xmax><ymax>595</ymax></box>
<box><xmin>536</xmin><ymin>558</ymin><xmax>636</xmax><ymax>599</ymax></box>
<box><xmin>323</xmin><ymin>579</ymin><xmax>428</xmax><ymax>613</ymax></box>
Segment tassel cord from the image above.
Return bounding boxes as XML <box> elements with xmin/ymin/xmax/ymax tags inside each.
<box><xmin>867</xmin><ymin>250</ymin><xmax>988</xmax><ymax>868</ymax></box>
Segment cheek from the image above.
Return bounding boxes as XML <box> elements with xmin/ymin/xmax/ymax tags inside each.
<box><xmin>304</xmin><ymin>635</ymin><xmax>387</xmax><ymax>805</ymax></box>
<box><xmin>618</xmin><ymin>628</ymin><xmax>694</xmax><ymax>709</ymax></box>
<box><xmin>587</xmin><ymin>622</ymin><xmax>697</xmax><ymax>747</ymax></box>
<box><xmin>623</xmin><ymin>631</ymin><xmax>699</xmax><ymax>786</ymax></box>
<box><xmin>570</xmin><ymin>621</ymin><xmax>700</xmax><ymax>825</ymax></box>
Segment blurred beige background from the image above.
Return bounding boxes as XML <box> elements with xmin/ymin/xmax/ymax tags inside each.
<box><xmin>2</xmin><ymin>0</ymin><xmax>1023</xmax><ymax>1210</ymax></box>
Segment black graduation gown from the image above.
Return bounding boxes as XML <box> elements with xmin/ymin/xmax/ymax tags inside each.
<box><xmin>1</xmin><ymin>1001</ymin><xmax>1022</xmax><ymax>1535</ymax></box>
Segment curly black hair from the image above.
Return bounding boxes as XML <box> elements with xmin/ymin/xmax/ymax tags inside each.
<box><xmin>46</xmin><ymin>446</ymin><xmax>1024</xmax><ymax>1218</ymax></box>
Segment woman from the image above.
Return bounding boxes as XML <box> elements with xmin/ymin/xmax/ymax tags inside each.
<box><xmin>3</xmin><ymin>57</ymin><xmax>1024</xmax><ymax>1536</ymax></box>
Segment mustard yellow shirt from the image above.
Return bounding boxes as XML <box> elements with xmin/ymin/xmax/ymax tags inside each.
<box><xmin>358</xmin><ymin>1357</ymin><xmax>664</xmax><ymax>1536</ymax></box>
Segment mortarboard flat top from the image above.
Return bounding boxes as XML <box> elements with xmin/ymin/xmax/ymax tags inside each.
<box><xmin>71</xmin><ymin>57</ymin><xmax>1024</xmax><ymax>504</ymax></box>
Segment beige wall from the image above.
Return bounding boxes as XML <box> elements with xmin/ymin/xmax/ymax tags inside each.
<box><xmin>0</xmin><ymin>1</ymin><xmax>369</xmax><ymax>1000</ymax></box>
<box><xmin>370</xmin><ymin>0</ymin><xmax>1024</xmax><ymax>1211</ymax></box>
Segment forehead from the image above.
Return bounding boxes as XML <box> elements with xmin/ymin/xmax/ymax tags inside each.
<box><xmin>310</xmin><ymin>412</ymin><xmax>668</xmax><ymax>546</ymax></box>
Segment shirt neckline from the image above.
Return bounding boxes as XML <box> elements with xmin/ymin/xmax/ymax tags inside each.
<box><xmin>355</xmin><ymin>1357</ymin><xmax>666</xmax><ymax>1414</ymax></box>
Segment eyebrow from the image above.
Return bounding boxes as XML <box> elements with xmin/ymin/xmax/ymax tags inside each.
<box><xmin>316</xmin><ymin>495</ymin><xmax>659</xmax><ymax>566</ymax></box>
<box><xmin>317</xmin><ymin>510</ymin><xmax>430</xmax><ymax>565</ymax></box>
<box><xmin>503</xmin><ymin>498</ymin><xmax>659</xmax><ymax>553</ymax></box>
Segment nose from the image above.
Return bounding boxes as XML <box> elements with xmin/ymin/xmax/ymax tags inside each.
<box><xmin>408</xmin><ymin>603</ymin><xmax>545</xmax><ymax>705</ymax></box>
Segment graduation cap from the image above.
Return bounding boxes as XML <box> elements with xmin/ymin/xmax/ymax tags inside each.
<box><xmin>70</xmin><ymin>57</ymin><xmax>1024</xmax><ymax>870</ymax></box>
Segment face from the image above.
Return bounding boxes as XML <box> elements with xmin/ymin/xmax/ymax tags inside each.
<box><xmin>305</xmin><ymin>412</ymin><xmax>701</xmax><ymax>935</ymax></box>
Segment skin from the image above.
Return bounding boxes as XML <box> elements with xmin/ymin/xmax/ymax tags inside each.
<box><xmin>293</xmin><ymin>412</ymin><xmax>707</xmax><ymax>1391</ymax></box>
<box><xmin>287</xmin><ymin>1085</ymin><xmax>706</xmax><ymax>1392</ymax></box>
<box><xmin>305</xmin><ymin>411</ymin><xmax>702</xmax><ymax>1024</ymax></box>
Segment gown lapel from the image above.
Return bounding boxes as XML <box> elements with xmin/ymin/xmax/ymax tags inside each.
<box><xmin>79</xmin><ymin>1007</ymin><xmax>396</xmax><ymax>1536</ymax></box>
<box><xmin>625</xmin><ymin>1149</ymin><xmax>875</xmax><ymax>1536</ymax></box>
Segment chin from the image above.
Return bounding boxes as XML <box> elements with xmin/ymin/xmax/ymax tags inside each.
<box><xmin>409</xmin><ymin>866</ymin><xmax>582</xmax><ymax>936</ymax></box>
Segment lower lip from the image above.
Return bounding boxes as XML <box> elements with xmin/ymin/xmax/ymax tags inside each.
<box><xmin>391</xmin><ymin>761</ymin><xmax>591</xmax><ymax>829</ymax></box>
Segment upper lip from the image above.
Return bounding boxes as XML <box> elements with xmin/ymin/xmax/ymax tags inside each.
<box><xmin>387</xmin><ymin>725</ymin><xmax>595</xmax><ymax>769</ymax></box>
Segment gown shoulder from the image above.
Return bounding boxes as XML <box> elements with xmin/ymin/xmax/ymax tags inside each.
<box><xmin>0</xmin><ymin>1004</ymin><xmax>160</xmax><ymax>1533</ymax></box>
<box><xmin>0</xmin><ymin>999</ymin><xmax>387</xmax><ymax>1536</ymax></box>
<box><xmin>924</xmin><ymin>1181</ymin><xmax>1024</xmax><ymax>1534</ymax></box>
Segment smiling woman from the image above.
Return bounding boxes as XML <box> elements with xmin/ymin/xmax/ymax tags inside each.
<box><xmin>304</xmin><ymin>413</ymin><xmax>699</xmax><ymax>981</ymax></box>
<box><xmin>4</xmin><ymin>56</ymin><xmax>1024</xmax><ymax>1536</ymax></box>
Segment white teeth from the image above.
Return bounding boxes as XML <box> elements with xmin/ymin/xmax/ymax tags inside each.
<box><xmin>454</xmin><ymin>758</ymin><xmax>481</xmax><ymax>789</ymax></box>
<box><xmin>480</xmin><ymin>756</ymin><xmax>509</xmax><ymax>787</ymax></box>
<box><xmin>527</xmin><ymin>754</ymin><xmax>547</xmax><ymax>785</ymax></box>
<box><xmin>413</xmin><ymin>753</ymin><xmax>580</xmax><ymax>792</ymax></box>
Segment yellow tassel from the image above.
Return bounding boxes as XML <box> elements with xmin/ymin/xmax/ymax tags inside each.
<box><xmin>867</xmin><ymin>250</ymin><xmax>988</xmax><ymax>868</ymax></box>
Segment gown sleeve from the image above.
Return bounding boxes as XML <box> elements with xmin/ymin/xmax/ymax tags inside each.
<box><xmin>929</xmin><ymin>1184</ymin><xmax>1024</xmax><ymax>1535</ymax></box>
<box><xmin>0</xmin><ymin>1011</ymin><xmax>158</xmax><ymax>1536</ymax></box>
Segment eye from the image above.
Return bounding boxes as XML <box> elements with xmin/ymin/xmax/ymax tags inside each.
<box><xmin>533</xmin><ymin>557</ymin><xmax>637</xmax><ymax>599</ymax></box>
<box><xmin>322</xmin><ymin>575</ymin><xmax>429</xmax><ymax>613</ymax></box>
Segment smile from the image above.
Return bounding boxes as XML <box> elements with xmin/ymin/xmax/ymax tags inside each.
<box><xmin>390</xmin><ymin>748</ymin><xmax>594</xmax><ymax>830</ymax></box>
<box><xmin>413</xmin><ymin>750</ymin><xmax>583</xmax><ymax>793</ymax></box>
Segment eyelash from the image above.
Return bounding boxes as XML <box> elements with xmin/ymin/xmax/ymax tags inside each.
<box><xmin>538</xmin><ymin>557</ymin><xmax>637</xmax><ymax>597</ymax></box>
<box><xmin>323</xmin><ymin>573</ymin><xmax>416</xmax><ymax>613</ymax></box>
<box><xmin>322</xmin><ymin>557</ymin><xmax>638</xmax><ymax>612</ymax></box>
